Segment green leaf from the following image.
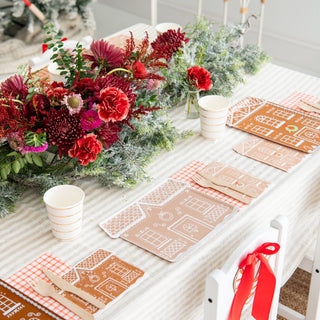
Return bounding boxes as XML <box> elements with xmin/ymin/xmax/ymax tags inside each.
<box><xmin>32</xmin><ymin>154</ymin><xmax>43</xmax><ymax>167</ymax></box>
<box><xmin>25</xmin><ymin>153</ymin><xmax>33</xmax><ymax>164</ymax></box>
<box><xmin>5</xmin><ymin>164</ymin><xmax>11</xmax><ymax>175</ymax></box>
<box><xmin>44</xmin><ymin>38</ymin><xmax>51</xmax><ymax>43</ymax></box>
<box><xmin>18</xmin><ymin>158</ymin><xmax>25</xmax><ymax>167</ymax></box>
<box><xmin>48</xmin><ymin>43</ymin><xmax>54</xmax><ymax>50</ymax></box>
<box><xmin>12</xmin><ymin>161</ymin><xmax>20</xmax><ymax>174</ymax></box>
<box><xmin>6</xmin><ymin>151</ymin><xmax>18</xmax><ymax>157</ymax></box>
<box><xmin>1</xmin><ymin>167</ymin><xmax>7</xmax><ymax>180</ymax></box>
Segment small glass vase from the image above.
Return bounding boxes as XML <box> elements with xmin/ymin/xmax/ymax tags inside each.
<box><xmin>185</xmin><ymin>90</ymin><xmax>200</xmax><ymax>119</ymax></box>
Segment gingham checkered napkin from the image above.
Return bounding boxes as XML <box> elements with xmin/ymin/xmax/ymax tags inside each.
<box><xmin>171</xmin><ymin>160</ymin><xmax>246</xmax><ymax>209</ymax></box>
<box><xmin>5</xmin><ymin>253</ymin><xmax>79</xmax><ymax>320</ymax></box>
<box><xmin>280</xmin><ymin>91</ymin><xmax>320</xmax><ymax>117</ymax></box>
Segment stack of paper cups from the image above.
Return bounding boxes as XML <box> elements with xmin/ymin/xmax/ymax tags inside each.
<box><xmin>43</xmin><ymin>185</ymin><xmax>85</xmax><ymax>241</ymax></box>
<box><xmin>198</xmin><ymin>95</ymin><xmax>230</xmax><ymax>140</ymax></box>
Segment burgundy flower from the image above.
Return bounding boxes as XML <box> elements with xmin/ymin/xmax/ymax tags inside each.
<box><xmin>187</xmin><ymin>66</ymin><xmax>212</xmax><ymax>91</ymax></box>
<box><xmin>23</xmin><ymin>93</ymin><xmax>51</xmax><ymax>121</ymax></box>
<box><xmin>83</xmin><ymin>40</ymin><xmax>125</xmax><ymax>71</ymax></box>
<box><xmin>132</xmin><ymin>61</ymin><xmax>147</xmax><ymax>79</ymax></box>
<box><xmin>96</xmin><ymin>122</ymin><xmax>121</xmax><ymax>148</ymax></box>
<box><xmin>151</xmin><ymin>29</ymin><xmax>189</xmax><ymax>61</ymax></box>
<box><xmin>68</xmin><ymin>134</ymin><xmax>102</xmax><ymax>166</ymax></box>
<box><xmin>1</xmin><ymin>75</ymin><xmax>28</xmax><ymax>99</ymax></box>
<box><xmin>45</xmin><ymin>109</ymin><xmax>84</xmax><ymax>156</ymax></box>
<box><xmin>45</xmin><ymin>82</ymin><xmax>68</xmax><ymax>101</ymax></box>
<box><xmin>97</xmin><ymin>87</ymin><xmax>130</xmax><ymax>122</ymax></box>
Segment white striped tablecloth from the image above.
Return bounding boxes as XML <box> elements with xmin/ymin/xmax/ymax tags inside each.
<box><xmin>1</xmin><ymin>25</ymin><xmax>320</xmax><ymax>320</ymax></box>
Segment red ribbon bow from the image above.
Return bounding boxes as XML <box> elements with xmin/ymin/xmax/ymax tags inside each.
<box><xmin>228</xmin><ymin>242</ymin><xmax>280</xmax><ymax>320</ymax></box>
<box><xmin>42</xmin><ymin>38</ymin><xmax>68</xmax><ymax>53</ymax></box>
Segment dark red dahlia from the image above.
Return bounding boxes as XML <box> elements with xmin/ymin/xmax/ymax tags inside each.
<box><xmin>45</xmin><ymin>109</ymin><xmax>84</xmax><ymax>156</ymax></box>
<box><xmin>83</xmin><ymin>39</ymin><xmax>125</xmax><ymax>71</ymax></box>
<box><xmin>1</xmin><ymin>74</ymin><xmax>28</xmax><ymax>99</ymax></box>
<box><xmin>151</xmin><ymin>29</ymin><xmax>189</xmax><ymax>61</ymax></box>
<box><xmin>96</xmin><ymin>122</ymin><xmax>121</xmax><ymax>148</ymax></box>
<box><xmin>23</xmin><ymin>93</ymin><xmax>51</xmax><ymax>121</ymax></box>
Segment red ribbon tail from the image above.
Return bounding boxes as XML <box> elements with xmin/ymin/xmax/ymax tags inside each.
<box><xmin>252</xmin><ymin>254</ymin><xmax>277</xmax><ymax>320</ymax></box>
<box><xmin>228</xmin><ymin>263</ymin><xmax>255</xmax><ymax>320</ymax></box>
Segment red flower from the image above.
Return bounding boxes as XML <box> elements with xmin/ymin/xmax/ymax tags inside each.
<box><xmin>187</xmin><ymin>66</ymin><xmax>212</xmax><ymax>91</ymax></box>
<box><xmin>83</xmin><ymin>40</ymin><xmax>124</xmax><ymax>71</ymax></box>
<box><xmin>45</xmin><ymin>109</ymin><xmax>84</xmax><ymax>156</ymax></box>
<box><xmin>132</xmin><ymin>61</ymin><xmax>147</xmax><ymax>79</ymax></box>
<box><xmin>68</xmin><ymin>134</ymin><xmax>102</xmax><ymax>166</ymax></box>
<box><xmin>1</xmin><ymin>75</ymin><xmax>28</xmax><ymax>99</ymax></box>
<box><xmin>151</xmin><ymin>29</ymin><xmax>189</xmax><ymax>61</ymax></box>
<box><xmin>96</xmin><ymin>122</ymin><xmax>121</xmax><ymax>148</ymax></box>
<box><xmin>45</xmin><ymin>82</ymin><xmax>68</xmax><ymax>101</ymax></box>
<box><xmin>97</xmin><ymin>87</ymin><xmax>130</xmax><ymax>122</ymax></box>
<box><xmin>23</xmin><ymin>93</ymin><xmax>51</xmax><ymax>121</ymax></box>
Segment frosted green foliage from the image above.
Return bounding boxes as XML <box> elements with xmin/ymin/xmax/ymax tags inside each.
<box><xmin>0</xmin><ymin>181</ymin><xmax>24</xmax><ymax>218</ymax></box>
<box><xmin>160</xmin><ymin>17</ymin><xmax>270</xmax><ymax>107</ymax></box>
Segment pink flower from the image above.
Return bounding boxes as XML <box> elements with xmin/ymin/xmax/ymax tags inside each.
<box><xmin>63</xmin><ymin>93</ymin><xmax>84</xmax><ymax>115</ymax></box>
<box><xmin>97</xmin><ymin>87</ymin><xmax>130</xmax><ymax>122</ymax></box>
<box><xmin>23</xmin><ymin>143</ymin><xmax>48</xmax><ymax>153</ymax></box>
<box><xmin>81</xmin><ymin>110</ymin><xmax>102</xmax><ymax>131</ymax></box>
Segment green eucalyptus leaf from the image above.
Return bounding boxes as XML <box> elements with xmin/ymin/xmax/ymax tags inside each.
<box><xmin>32</xmin><ymin>154</ymin><xmax>43</xmax><ymax>167</ymax></box>
<box><xmin>1</xmin><ymin>167</ymin><xmax>7</xmax><ymax>180</ymax></box>
<box><xmin>12</xmin><ymin>161</ymin><xmax>20</xmax><ymax>174</ymax></box>
<box><xmin>25</xmin><ymin>153</ymin><xmax>33</xmax><ymax>164</ymax></box>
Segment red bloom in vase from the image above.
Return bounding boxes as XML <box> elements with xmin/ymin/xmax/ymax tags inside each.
<box><xmin>97</xmin><ymin>87</ymin><xmax>130</xmax><ymax>122</ymax></box>
<box><xmin>68</xmin><ymin>133</ymin><xmax>103</xmax><ymax>166</ymax></box>
<box><xmin>132</xmin><ymin>61</ymin><xmax>147</xmax><ymax>79</ymax></box>
<box><xmin>187</xmin><ymin>66</ymin><xmax>212</xmax><ymax>91</ymax></box>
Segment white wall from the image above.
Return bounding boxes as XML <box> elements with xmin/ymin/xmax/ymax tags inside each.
<box><xmin>98</xmin><ymin>0</ymin><xmax>320</xmax><ymax>77</ymax></box>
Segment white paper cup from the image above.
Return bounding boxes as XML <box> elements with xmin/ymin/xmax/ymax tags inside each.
<box><xmin>43</xmin><ymin>185</ymin><xmax>85</xmax><ymax>241</ymax></box>
<box><xmin>48</xmin><ymin>62</ymin><xmax>67</xmax><ymax>83</ymax></box>
<box><xmin>155</xmin><ymin>23</ymin><xmax>182</xmax><ymax>34</ymax></box>
<box><xmin>199</xmin><ymin>95</ymin><xmax>230</xmax><ymax>140</ymax></box>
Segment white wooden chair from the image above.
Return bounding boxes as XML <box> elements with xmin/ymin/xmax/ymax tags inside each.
<box><xmin>278</xmin><ymin>227</ymin><xmax>320</xmax><ymax>320</ymax></box>
<box><xmin>204</xmin><ymin>215</ymin><xmax>288</xmax><ymax>320</ymax></box>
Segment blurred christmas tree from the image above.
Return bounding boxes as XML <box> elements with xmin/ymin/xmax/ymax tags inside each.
<box><xmin>0</xmin><ymin>0</ymin><xmax>94</xmax><ymax>39</ymax></box>
<box><xmin>0</xmin><ymin>0</ymin><xmax>95</xmax><ymax>73</ymax></box>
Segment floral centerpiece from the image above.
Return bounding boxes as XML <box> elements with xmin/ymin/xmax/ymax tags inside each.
<box><xmin>0</xmin><ymin>24</ymin><xmax>190</xmax><ymax>216</ymax></box>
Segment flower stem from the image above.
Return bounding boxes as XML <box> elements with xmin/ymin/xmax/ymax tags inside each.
<box><xmin>107</xmin><ymin>68</ymin><xmax>132</xmax><ymax>76</ymax></box>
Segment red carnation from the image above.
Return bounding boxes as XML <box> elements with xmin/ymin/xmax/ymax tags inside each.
<box><xmin>132</xmin><ymin>61</ymin><xmax>147</xmax><ymax>79</ymax></box>
<box><xmin>68</xmin><ymin>134</ymin><xmax>102</xmax><ymax>166</ymax></box>
<box><xmin>97</xmin><ymin>87</ymin><xmax>130</xmax><ymax>122</ymax></box>
<box><xmin>187</xmin><ymin>66</ymin><xmax>212</xmax><ymax>91</ymax></box>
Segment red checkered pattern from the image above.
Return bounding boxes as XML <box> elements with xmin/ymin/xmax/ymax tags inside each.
<box><xmin>171</xmin><ymin>160</ymin><xmax>245</xmax><ymax>209</ymax></box>
<box><xmin>5</xmin><ymin>253</ymin><xmax>79</xmax><ymax>320</ymax></box>
<box><xmin>280</xmin><ymin>91</ymin><xmax>320</xmax><ymax>117</ymax></box>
